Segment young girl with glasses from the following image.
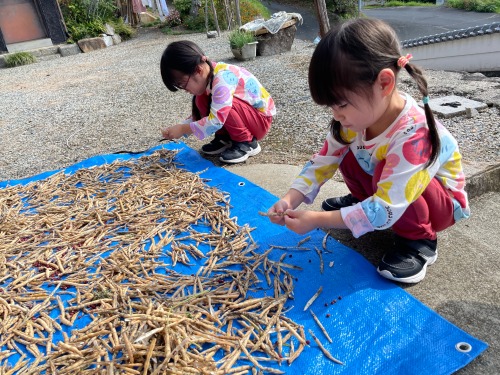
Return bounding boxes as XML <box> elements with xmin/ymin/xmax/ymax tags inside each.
<box><xmin>160</xmin><ymin>40</ymin><xmax>275</xmax><ymax>164</ymax></box>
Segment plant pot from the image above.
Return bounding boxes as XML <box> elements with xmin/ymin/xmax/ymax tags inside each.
<box><xmin>231</xmin><ymin>41</ymin><xmax>258</xmax><ymax>61</ymax></box>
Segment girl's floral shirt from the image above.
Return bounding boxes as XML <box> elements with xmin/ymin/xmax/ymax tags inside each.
<box><xmin>188</xmin><ymin>62</ymin><xmax>276</xmax><ymax>139</ymax></box>
<box><xmin>291</xmin><ymin>93</ymin><xmax>470</xmax><ymax>238</ymax></box>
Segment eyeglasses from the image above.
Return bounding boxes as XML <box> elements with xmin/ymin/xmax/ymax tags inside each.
<box><xmin>175</xmin><ymin>75</ymin><xmax>191</xmax><ymax>90</ymax></box>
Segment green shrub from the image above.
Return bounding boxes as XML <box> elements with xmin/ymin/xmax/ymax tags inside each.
<box><xmin>447</xmin><ymin>0</ymin><xmax>499</xmax><ymax>12</ymax></box>
<box><xmin>58</xmin><ymin>0</ymin><xmax>119</xmax><ymax>42</ymax></box>
<box><xmin>228</xmin><ymin>29</ymin><xmax>256</xmax><ymax>49</ymax></box>
<box><xmin>164</xmin><ymin>9</ymin><xmax>183</xmax><ymax>27</ymax></box>
<box><xmin>109</xmin><ymin>17</ymin><xmax>136</xmax><ymax>40</ymax></box>
<box><xmin>328</xmin><ymin>0</ymin><xmax>359</xmax><ymax>19</ymax></box>
<box><xmin>5</xmin><ymin>52</ymin><xmax>37</xmax><ymax>68</ymax></box>
<box><xmin>173</xmin><ymin>0</ymin><xmax>192</xmax><ymax>16</ymax></box>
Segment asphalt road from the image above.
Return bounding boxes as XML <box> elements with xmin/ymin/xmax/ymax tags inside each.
<box><xmin>265</xmin><ymin>1</ymin><xmax>500</xmax><ymax>42</ymax></box>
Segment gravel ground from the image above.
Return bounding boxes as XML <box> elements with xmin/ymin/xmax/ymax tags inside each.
<box><xmin>1</xmin><ymin>28</ymin><xmax>499</xmax><ymax>182</ymax></box>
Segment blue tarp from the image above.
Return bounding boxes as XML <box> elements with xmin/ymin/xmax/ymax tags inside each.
<box><xmin>0</xmin><ymin>142</ymin><xmax>487</xmax><ymax>374</ymax></box>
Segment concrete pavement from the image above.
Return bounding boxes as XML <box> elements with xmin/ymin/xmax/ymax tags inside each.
<box><xmin>226</xmin><ymin>162</ymin><xmax>500</xmax><ymax>374</ymax></box>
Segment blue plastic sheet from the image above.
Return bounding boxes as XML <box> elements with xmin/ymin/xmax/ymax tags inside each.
<box><xmin>0</xmin><ymin>142</ymin><xmax>487</xmax><ymax>374</ymax></box>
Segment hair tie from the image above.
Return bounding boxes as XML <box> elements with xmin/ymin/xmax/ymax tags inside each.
<box><xmin>422</xmin><ymin>96</ymin><xmax>429</xmax><ymax>105</ymax></box>
<box><xmin>397</xmin><ymin>54</ymin><xmax>413</xmax><ymax>68</ymax></box>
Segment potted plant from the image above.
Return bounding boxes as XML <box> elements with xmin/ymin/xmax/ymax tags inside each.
<box><xmin>229</xmin><ymin>29</ymin><xmax>258</xmax><ymax>61</ymax></box>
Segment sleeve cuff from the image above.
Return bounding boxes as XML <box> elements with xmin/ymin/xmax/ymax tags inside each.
<box><xmin>340</xmin><ymin>203</ymin><xmax>374</xmax><ymax>238</ymax></box>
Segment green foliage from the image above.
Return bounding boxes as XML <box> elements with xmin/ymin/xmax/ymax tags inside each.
<box><xmin>228</xmin><ymin>29</ymin><xmax>256</xmax><ymax>49</ymax></box>
<box><xmin>328</xmin><ymin>0</ymin><xmax>359</xmax><ymax>19</ymax></box>
<box><xmin>5</xmin><ymin>52</ymin><xmax>37</xmax><ymax>68</ymax></box>
<box><xmin>173</xmin><ymin>0</ymin><xmax>192</xmax><ymax>16</ymax></box>
<box><xmin>164</xmin><ymin>9</ymin><xmax>183</xmax><ymax>27</ymax></box>
<box><xmin>58</xmin><ymin>0</ymin><xmax>119</xmax><ymax>42</ymax></box>
<box><xmin>173</xmin><ymin>0</ymin><xmax>271</xmax><ymax>32</ymax></box>
<box><xmin>108</xmin><ymin>18</ymin><xmax>136</xmax><ymax>40</ymax></box>
<box><xmin>446</xmin><ymin>0</ymin><xmax>499</xmax><ymax>12</ymax></box>
<box><xmin>378</xmin><ymin>0</ymin><xmax>435</xmax><ymax>6</ymax></box>
<box><xmin>239</xmin><ymin>0</ymin><xmax>271</xmax><ymax>24</ymax></box>
<box><xmin>183</xmin><ymin>13</ymin><xmax>208</xmax><ymax>32</ymax></box>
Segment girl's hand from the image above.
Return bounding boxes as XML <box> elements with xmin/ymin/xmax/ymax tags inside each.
<box><xmin>268</xmin><ymin>200</ymin><xmax>291</xmax><ymax>225</ymax></box>
<box><xmin>283</xmin><ymin>209</ymin><xmax>319</xmax><ymax>234</ymax></box>
<box><xmin>161</xmin><ymin>124</ymin><xmax>191</xmax><ymax>140</ymax></box>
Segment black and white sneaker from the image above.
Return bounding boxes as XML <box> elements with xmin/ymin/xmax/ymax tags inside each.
<box><xmin>321</xmin><ymin>194</ymin><xmax>360</xmax><ymax>211</ymax></box>
<box><xmin>201</xmin><ymin>135</ymin><xmax>232</xmax><ymax>155</ymax></box>
<box><xmin>377</xmin><ymin>235</ymin><xmax>438</xmax><ymax>284</ymax></box>
<box><xmin>219</xmin><ymin>138</ymin><xmax>261</xmax><ymax>164</ymax></box>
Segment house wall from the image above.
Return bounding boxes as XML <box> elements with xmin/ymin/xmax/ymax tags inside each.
<box><xmin>0</xmin><ymin>0</ymin><xmax>66</xmax><ymax>53</ymax></box>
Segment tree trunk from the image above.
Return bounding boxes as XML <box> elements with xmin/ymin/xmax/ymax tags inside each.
<box><xmin>210</xmin><ymin>0</ymin><xmax>221</xmax><ymax>36</ymax></box>
<box><xmin>313</xmin><ymin>0</ymin><xmax>330</xmax><ymax>37</ymax></box>
<box><xmin>234</xmin><ymin>0</ymin><xmax>241</xmax><ymax>27</ymax></box>
<box><xmin>223</xmin><ymin>0</ymin><xmax>233</xmax><ymax>30</ymax></box>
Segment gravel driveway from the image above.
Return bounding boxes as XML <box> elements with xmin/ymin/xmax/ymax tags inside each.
<box><xmin>1</xmin><ymin>28</ymin><xmax>499</xmax><ymax>182</ymax></box>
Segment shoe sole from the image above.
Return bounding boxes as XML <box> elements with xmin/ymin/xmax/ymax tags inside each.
<box><xmin>219</xmin><ymin>144</ymin><xmax>261</xmax><ymax>164</ymax></box>
<box><xmin>201</xmin><ymin>143</ymin><xmax>232</xmax><ymax>155</ymax></box>
<box><xmin>377</xmin><ymin>250</ymin><xmax>438</xmax><ymax>284</ymax></box>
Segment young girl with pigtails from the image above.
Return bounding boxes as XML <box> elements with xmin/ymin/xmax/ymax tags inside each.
<box><xmin>267</xmin><ymin>18</ymin><xmax>469</xmax><ymax>284</ymax></box>
<box><xmin>159</xmin><ymin>40</ymin><xmax>275</xmax><ymax>164</ymax></box>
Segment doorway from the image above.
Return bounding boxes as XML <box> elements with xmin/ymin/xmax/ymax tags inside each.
<box><xmin>0</xmin><ymin>0</ymin><xmax>47</xmax><ymax>44</ymax></box>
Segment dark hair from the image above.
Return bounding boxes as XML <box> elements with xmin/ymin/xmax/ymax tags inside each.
<box><xmin>309</xmin><ymin>18</ymin><xmax>440</xmax><ymax>167</ymax></box>
<box><xmin>160</xmin><ymin>40</ymin><xmax>214</xmax><ymax>120</ymax></box>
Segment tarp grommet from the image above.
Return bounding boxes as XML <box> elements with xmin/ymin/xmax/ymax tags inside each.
<box><xmin>456</xmin><ymin>342</ymin><xmax>472</xmax><ymax>353</ymax></box>
<box><xmin>238</xmin><ymin>182</ymin><xmax>245</xmax><ymax>187</ymax></box>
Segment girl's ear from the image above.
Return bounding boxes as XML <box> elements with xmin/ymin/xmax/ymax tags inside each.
<box><xmin>377</xmin><ymin>68</ymin><xmax>396</xmax><ymax>97</ymax></box>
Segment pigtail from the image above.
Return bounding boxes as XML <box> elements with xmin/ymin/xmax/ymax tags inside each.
<box><xmin>403</xmin><ymin>63</ymin><xmax>440</xmax><ymax>168</ymax></box>
<box><xmin>330</xmin><ymin>119</ymin><xmax>350</xmax><ymax>145</ymax></box>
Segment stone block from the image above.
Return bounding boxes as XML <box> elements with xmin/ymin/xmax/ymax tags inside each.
<box><xmin>58</xmin><ymin>44</ymin><xmax>81</xmax><ymax>57</ymax></box>
<box><xmin>77</xmin><ymin>37</ymin><xmax>107</xmax><ymax>53</ymax></box>
<box><xmin>105</xmin><ymin>23</ymin><xmax>115</xmax><ymax>36</ymax></box>
<box><xmin>256</xmin><ymin>24</ymin><xmax>297</xmax><ymax>57</ymax></box>
<box><xmin>112</xmin><ymin>34</ymin><xmax>122</xmax><ymax>45</ymax></box>
<box><xmin>425</xmin><ymin>95</ymin><xmax>488</xmax><ymax>118</ymax></box>
<box><xmin>101</xmin><ymin>35</ymin><xmax>114</xmax><ymax>47</ymax></box>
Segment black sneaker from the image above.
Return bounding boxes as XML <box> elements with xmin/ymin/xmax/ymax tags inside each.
<box><xmin>201</xmin><ymin>135</ymin><xmax>232</xmax><ymax>155</ymax></box>
<box><xmin>219</xmin><ymin>138</ymin><xmax>261</xmax><ymax>164</ymax></box>
<box><xmin>321</xmin><ymin>194</ymin><xmax>360</xmax><ymax>211</ymax></box>
<box><xmin>377</xmin><ymin>235</ymin><xmax>438</xmax><ymax>284</ymax></box>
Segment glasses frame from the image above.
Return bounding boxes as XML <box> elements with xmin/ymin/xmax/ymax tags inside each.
<box><xmin>175</xmin><ymin>75</ymin><xmax>191</xmax><ymax>90</ymax></box>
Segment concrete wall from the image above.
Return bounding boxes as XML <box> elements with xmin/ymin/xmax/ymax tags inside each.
<box><xmin>403</xmin><ymin>33</ymin><xmax>500</xmax><ymax>72</ymax></box>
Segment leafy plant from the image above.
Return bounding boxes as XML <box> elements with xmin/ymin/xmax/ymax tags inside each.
<box><xmin>446</xmin><ymin>0</ymin><xmax>499</xmax><ymax>12</ymax></box>
<box><xmin>164</xmin><ymin>9</ymin><xmax>183</xmax><ymax>27</ymax></box>
<box><xmin>58</xmin><ymin>0</ymin><xmax>119</xmax><ymax>42</ymax></box>
<box><xmin>4</xmin><ymin>52</ymin><xmax>37</xmax><ymax>68</ymax></box>
<box><xmin>108</xmin><ymin>17</ymin><xmax>136</xmax><ymax>40</ymax></box>
<box><xmin>228</xmin><ymin>29</ymin><xmax>256</xmax><ymax>49</ymax></box>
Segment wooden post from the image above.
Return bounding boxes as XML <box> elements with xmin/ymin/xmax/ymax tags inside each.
<box><xmin>313</xmin><ymin>0</ymin><xmax>330</xmax><ymax>37</ymax></box>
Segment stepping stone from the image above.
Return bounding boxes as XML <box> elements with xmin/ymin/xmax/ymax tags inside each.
<box><xmin>424</xmin><ymin>95</ymin><xmax>487</xmax><ymax>118</ymax></box>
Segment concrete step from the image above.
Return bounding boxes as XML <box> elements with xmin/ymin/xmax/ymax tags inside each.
<box><xmin>0</xmin><ymin>43</ymin><xmax>81</xmax><ymax>68</ymax></box>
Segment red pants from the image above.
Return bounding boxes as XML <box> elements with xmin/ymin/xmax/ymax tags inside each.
<box><xmin>340</xmin><ymin>150</ymin><xmax>455</xmax><ymax>240</ymax></box>
<box><xmin>194</xmin><ymin>94</ymin><xmax>272</xmax><ymax>142</ymax></box>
